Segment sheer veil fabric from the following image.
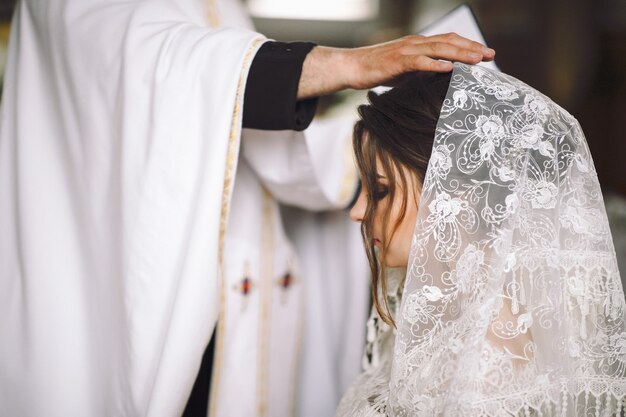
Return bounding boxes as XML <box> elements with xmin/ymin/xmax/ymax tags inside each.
<box><xmin>337</xmin><ymin>63</ymin><xmax>626</xmax><ymax>416</ymax></box>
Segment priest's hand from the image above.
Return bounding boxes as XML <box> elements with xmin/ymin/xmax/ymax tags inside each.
<box><xmin>297</xmin><ymin>33</ymin><xmax>495</xmax><ymax>99</ymax></box>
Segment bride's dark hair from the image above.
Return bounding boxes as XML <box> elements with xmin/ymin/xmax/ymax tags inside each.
<box><xmin>353</xmin><ymin>71</ymin><xmax>451</xmax><ymax>326</ymax></box>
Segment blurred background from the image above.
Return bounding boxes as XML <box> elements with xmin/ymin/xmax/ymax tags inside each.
<box><xmin>0</xmin><ymin>0</ymin><xmax>624</xmax><ymax>271</ymax></box>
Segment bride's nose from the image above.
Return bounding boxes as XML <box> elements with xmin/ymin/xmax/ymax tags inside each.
<box><xmin>349</xmin><ymin>189</ymin><xmax>366</xmax><ymax>223</ymax></box>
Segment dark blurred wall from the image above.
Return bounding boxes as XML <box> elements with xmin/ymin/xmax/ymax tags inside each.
<box><xmin>0</xmin><ymin>0</ymin><xmax>14</xmax><ymax>21</ymax></box>
<box><xmin>457</xmin><ymin>0</ymin><xmax>626</xmax><ymax>196</ymax></box>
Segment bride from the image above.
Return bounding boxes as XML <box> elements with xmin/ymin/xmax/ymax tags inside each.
<box><xmin>337</xmin><ymin>63</ymin><xmax>626</xmax><ymax>416</ymax></box>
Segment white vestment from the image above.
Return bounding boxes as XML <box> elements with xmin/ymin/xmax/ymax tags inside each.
<box><xmin>0</xmin><ymin>0</ymin><xmax>369</xmax><ymax>416</ymax></box>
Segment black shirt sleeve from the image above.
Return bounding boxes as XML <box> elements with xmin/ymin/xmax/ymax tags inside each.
<box><xmin>242</xmin><ymin>41</ymin><xmax>318</xmax><ymax>131</ymax></box>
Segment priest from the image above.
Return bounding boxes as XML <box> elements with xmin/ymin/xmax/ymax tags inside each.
<box><xmin>0</xmin><ymin>0</ymin><xmax>495</xmax><ymax>416</ymax></box>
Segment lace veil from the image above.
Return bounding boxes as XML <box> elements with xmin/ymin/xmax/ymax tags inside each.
<box><xmin>383</xmin><ymin>62</ymin><xmax>626</xmax><ymax>416</ymax></box>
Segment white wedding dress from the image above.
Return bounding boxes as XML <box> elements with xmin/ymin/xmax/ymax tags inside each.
<box><xmin>336</xmin><ymin>63</ymin><xmax>626</xmax><ymax>416</ymax></box>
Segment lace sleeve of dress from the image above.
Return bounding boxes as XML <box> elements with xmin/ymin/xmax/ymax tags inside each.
<box><xmin>242</xmin><ymin>41</ymin><xmax>318</xmax><ymax>131</ymax></box>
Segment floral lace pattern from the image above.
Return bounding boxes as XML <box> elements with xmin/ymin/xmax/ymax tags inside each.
<box><xmin>337</xmin><ymin>63</ymin><xmax>626</xmax><ymax>416</ymax></box>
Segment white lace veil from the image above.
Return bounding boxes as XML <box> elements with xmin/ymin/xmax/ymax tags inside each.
<box><xmin>386</xmin><ymin>63</ymin><xmax>626</xmax><ymax>416</ymax></box>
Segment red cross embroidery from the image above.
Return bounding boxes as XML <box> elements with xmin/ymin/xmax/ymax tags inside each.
<box><xmin>233</xmin><ymin>276</ymin><xmax>254</xmax><ymax>296</ymax></box>
<box><xmin>280</xmin><ymin>272</ymin><xmax>293</xmax><ymax>289</ymax></box>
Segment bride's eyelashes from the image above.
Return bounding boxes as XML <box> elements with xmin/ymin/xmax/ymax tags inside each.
<box><xmin>371</xmin><ymin>184</ymin><xmax>389</xmax><ymax>201</ymax></box>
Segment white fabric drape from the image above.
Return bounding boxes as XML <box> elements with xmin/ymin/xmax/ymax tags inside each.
<box><xmin>0</xmin><ymin>1</ymin><xmax>262</xmax><ymax>415</ymax></box>
<box><xmin>337</xmin><ymin>63</ymin><xmax>626</xmax><ymax>416</ymax></box>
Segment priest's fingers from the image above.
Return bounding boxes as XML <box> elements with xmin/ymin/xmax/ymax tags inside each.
<box><xmin>344</xmin><ymin>38</ymin><xmax>494</xmax><ymax>90</ymax></box>
<box><xmin>402</xmin><ymin>55</ymin><xmax>454</xmax><ymax>73</ymax></box>
<box><xmin>398</xmin><ymin>42</ymin><xmax>497</xmax><ymax>73</ymax></box>
<box><xmin>400</xmin><ymin>42</ymin><xmax>483</xmax><ymax>69</ymax></box>
<box><xmin>410</xmin><ymin>33</ymin><xmax>496</xmax><ymax>62</ymax></box>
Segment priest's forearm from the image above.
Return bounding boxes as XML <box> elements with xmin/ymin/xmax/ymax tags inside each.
<box><xmin>297</xmin><ymin>33</ymin><xmax>495</xmax><ymax>100</ymax></box>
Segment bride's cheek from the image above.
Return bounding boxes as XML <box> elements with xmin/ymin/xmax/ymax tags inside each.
<box><xmin>401</xmin><ymin>209</ymin><xmax>419</xmax><ymax>263</ymax></box>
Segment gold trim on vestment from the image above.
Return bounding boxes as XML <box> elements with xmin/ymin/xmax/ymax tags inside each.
<box><xmin>205</xmin><ymin>0</ymin><xmax>220</xmax><ymax>27</ymax></box>
<box><xmin>288</xmin><ymin>267</ymin><xmax>305</xmax><ymax>416</ymax></box>
<box><xmin>209</xmin><ymin>35</ymin><xmax>265</xmax><ymax>417</ymax></box>
<box><xmin>256</xmin><ymin>188</ymin><xmax>275</xmax><ymax>417</ymax></box>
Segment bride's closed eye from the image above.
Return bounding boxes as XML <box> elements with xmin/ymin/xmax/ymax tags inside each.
<box><xmin>371</xmin><ymin>185</ymin><xmax>389</xmax><ymax>201</ymax></box>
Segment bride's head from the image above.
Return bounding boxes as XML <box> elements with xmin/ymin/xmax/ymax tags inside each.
<box><xmin>349</xmin><ymin>71</ymin><xmax>451</xmax><ymax>324</ymax></box>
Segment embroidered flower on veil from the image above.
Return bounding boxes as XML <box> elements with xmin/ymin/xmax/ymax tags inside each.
<box><xmin>522</xmin><ymin>94</ymin><xmax>550</xmax><ymax>120</ymax></box>
<box><xmin>475</xmin><ymin>115</ymin><xmax>505</xmax><ymax>141</ymax></box>
<box><xmin>527</xmin><ymin>178</ymin><xmax>558</xmax><ymax>209</ymax></box>
<box><xmin>404</xmin><ymin>292</ymin><xmax>437</xmax><ymax>325</ymax></box>
<box><xmin>453</xmin><ymin>244</ymin><xmax>485</xmax><ymax>295</ymax></box>
<box><xmin>518</xmin><ymin>123</ymin><xmax>542</xmax><ymax>148</ymax></box>
<box><xmin>428</xmin><ymin>192</ymin><xmax>463</xmax><ymax>224</ymax></box>
<box><xmin>429</xmin><ymin>145</ymin><xmax>453</xmax><ymax>179</ymax></box>
<box><xmin>515</xmin><ymin>123</ymin><xmax>555</xmax><ymax>157</ymax></box>
<box><xmin>516</xmin><ymin>313</ymin><xmax>533</xmax><ymax>333</ymax></box>
<box><xmin>422</xmin><ymin>191</ymin><xmax>478</xmax><ymax>261</ymax></box>
<box><xmin>486</xmin><ymin>82</ymin><xmax>519</xmax><ymax>101</ymax></box>
<box><xmin>607</xmin><ymin>332</ymin><xmax>626</xmax><ymax>364</ymax></box>
<box><xmin>453</xmin><ymin>90</ymin><xmax>469</xmax><ymax>108</ymax></box>
<box><xmin>561</xmin><ymin>203</ymin><xmax>601</xmax><ymax>235</ymax></box>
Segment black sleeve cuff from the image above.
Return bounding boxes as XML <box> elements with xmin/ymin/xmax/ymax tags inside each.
<box><xmin>243</xmin><ymin>41</ymin><xmax>318</xmax><ymax>131</ymax></box>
